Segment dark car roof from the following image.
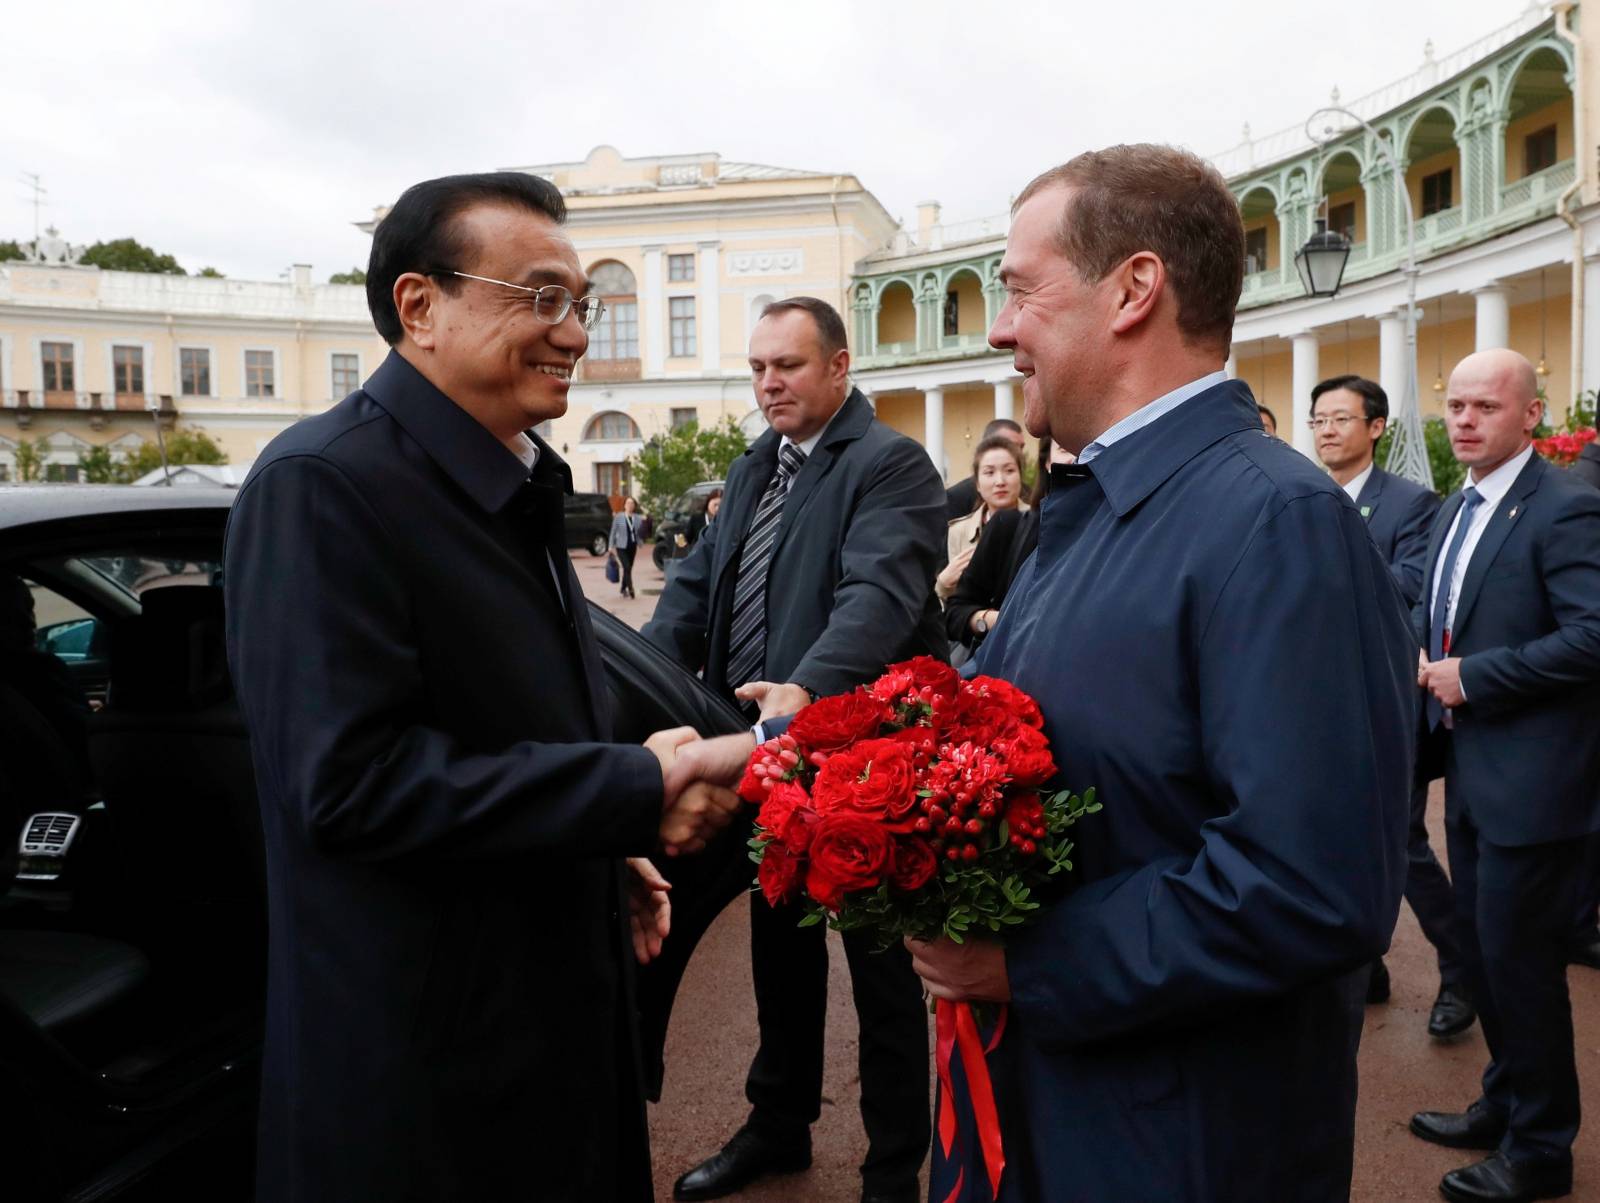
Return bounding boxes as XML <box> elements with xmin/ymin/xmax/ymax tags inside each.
<box><xmin>0</xmin><ymin>486</ymin><xmax>234</xmax><ymax>533</ymax></box>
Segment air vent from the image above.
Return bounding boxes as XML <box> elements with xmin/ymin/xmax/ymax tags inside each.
<box><xmin>20</xmin><ymin>812</ymin><xmax>79</xmax><ymax>856</ymax></box>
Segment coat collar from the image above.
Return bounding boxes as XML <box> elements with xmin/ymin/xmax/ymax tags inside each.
<box><xmin>1083</xmin><ymin>378</ymin><xmax>1264</xmax><ymax>518</ymax></box>
<box><xmin>1354</xmin><ymin>463</ymin><xmax>1388</xmax><ymax>517</ymax></box>
<box><xmin>1450</xmin><ymin>451</ymin><xmax>1548</xmax><ymax>639</ymax></box>
<box><xmin>363</xmin><ymin>350</ymin><xmax>573</xmax><ymax>514</ymax></box>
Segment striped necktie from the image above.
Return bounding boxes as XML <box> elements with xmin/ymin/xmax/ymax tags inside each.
<box><xmin>726</xmin><ymin>442</ymin><xmax>807</xmax><ymax>690</ymax></box>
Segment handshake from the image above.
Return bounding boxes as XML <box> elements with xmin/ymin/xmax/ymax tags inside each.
<box><xmin>643</xmin><ymin>727</ymin><xmax>758</xmax><ymax>857</ymax></box>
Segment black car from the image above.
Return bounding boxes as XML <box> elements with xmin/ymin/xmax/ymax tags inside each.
<box><xmin>650</xmin><ymin>480</ymin><xmax>725</xmax><ymax>571</ymax></box>
<box><xmin>563</xmin><ymin>491</ymin><xmax>615</xmax><ymax>557</ymax></box>
<box><xmin>0</xmin><ymin>486</ymin><xmax>745</xmax><ymax>1200</ymax></box>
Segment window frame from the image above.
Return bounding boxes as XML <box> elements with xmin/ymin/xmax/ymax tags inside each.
<box><xmin>112</xmin><ymin>344</ymin><xmax>146</xmax><ymax>397</ymax></box>
<box><xmin>243</xmin><ymin>348</ymin><xmax>278</xmax><ymax>399</ymax></box>
<box><xmin>330</xmin><ymin>351</ymin><xmax>361</xmax><ymax>399</ymax></box>
<box><xmin>669</xmin><ymin>296</ymin><xmax>697</xmax><ymax>359</ymax></box>
<box><xmin>40</xmin><ymin>340</ymin><xmax>76</xmax><ymax>395</ymax></box>
<box><xmin>667</xmin><ymin>253</ymin><xmax>695</xmax><ymax>282</ymax></box>
<box><xmin>1420</xmin><ymin>167</ymin><xmax>1453</xmax><ymax>217</ymax></box>
<box><xmin>1525</xmin><ymin>124</ymin><xmax>1559</xmax><ymax>176</ymax></box>
<box><xmin>177</xmin><ymin>346</ymin><xmax>214</xmax><ymax>398</ymax></box>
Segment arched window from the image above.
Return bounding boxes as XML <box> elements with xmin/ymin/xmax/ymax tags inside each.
<box><xmin>588</xmin><ymin>261</ymin><xmax>639</xmax><ymax>362</ymax></box>
<box><xmin>584</xmin><ymin>411</ymin><xmax>642</xmax><ymax>442</ymax></box>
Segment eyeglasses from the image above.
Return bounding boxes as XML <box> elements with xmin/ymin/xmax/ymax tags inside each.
<box><xmin>437</xmin><ymin>271</ymin><xmax>606</xmax><ymax>330</ymax></box>
<box><xmin>1307</xmin><ymin>414</ymin><xmax>1372</xmax><ymax>431</ymax></box>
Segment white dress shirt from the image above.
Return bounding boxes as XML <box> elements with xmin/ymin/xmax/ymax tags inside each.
<box><xmin>1428</xmin><ymin>443</ymin><xmax>1535</xmax><ymax>633</ymax></box>
<box><xmin>1076</xmin><ymin>370</ymin><xmax>1230</xmax><ymax>466</ymax></box>
<box><xmin>776</xmin><ymin>393</ymin><xmax>846</xmax><ymax>490</ymax></box>
<box><xmin>1341</xmin><ymin>462</ymin><xmax>1375</xmax><ymax>504</ymax></box>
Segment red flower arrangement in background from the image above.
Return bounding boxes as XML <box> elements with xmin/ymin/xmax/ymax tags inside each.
<box><xmin>1534</xmin><ymin>426</ymin><xmax>1597</xmax><ymax>467</ymax></box>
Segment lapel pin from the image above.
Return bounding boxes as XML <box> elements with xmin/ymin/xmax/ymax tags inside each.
<box><xmin>1507</xmin><ymin>505</ymin><xmax>1520</xmax><ymax>520</ymax></box>
<box><xmin>1360</xmin><ymin>505</ymin><xmax>1372</xmax><ymax>518</ymax></box>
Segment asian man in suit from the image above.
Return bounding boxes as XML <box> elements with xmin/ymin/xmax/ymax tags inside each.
<box><xmin>1310</xmin><ymin>374</ymin><xmax>1469</xmax><ymax>1039</ymax></box>
<box><xmin>1409</xmin><ymin>349</ymin><xmax>1600</xmax><ymax>1203</ymax></box>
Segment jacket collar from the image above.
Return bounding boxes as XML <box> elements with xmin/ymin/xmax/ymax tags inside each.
<box><xmin>1449</xmin><ymin>451</ymin><xmax>1547</xmax><ymax>639</ymax></box>
<box><xmin>744</xmin><ymin>386</ymin><xmax>874</xmax><ymax>466</ymax></box>
<box><xmin>363</xmin><ymin>349</ymin><xmax>572</xmax><ymax>514</ymax></box>
<box><xmin>1083</xmin><ymin>378</ymin><xmax>1264</xmax><ymax>518</ymax></box>
<box><xmin>1355</xmin><ymin>464</ymin><xmax>1388</xmax><ymax>512</ymax></box>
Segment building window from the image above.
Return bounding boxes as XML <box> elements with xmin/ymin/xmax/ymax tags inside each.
<box><xmin>1244</xmin><ymin>227</ymin><xmax>1268</xmax><ymax>274</ymax></box>
<box><xmin>588</xmin><ymin>261</ymin><xmax>639</xmax><ymax>362</ymax></box>
<box><xmin>180</xmin><ymin>347</ymin><xmax>211</xmax><ymax>396</ymax></box>
<box><xmin>113</xmin><ymin>346</ymin><xmax>144</xmax><ymax>396</ymax></box>
<box><xmin>669</xmin><ymin>297</ymin><xmax>697</xmax><ymax>357</ymax></box>
<box><xmin>331</xmin><ymin>353</ymin><xmax>360</xmax><ymax>397</ymax></box>
<box><xmin>670</xmin><ymin>406</ymin><xmax>697</xmax><ymax>430</ymax></box>
<box><xmin>1526</xmin><ymin>125</ymin><xmax>1558</xmax><ymax>175</ymax></box>
<box><xmin>668</xmin><ymin>253</ymin><xmax>695</xmax><ymax>282</ymax></box>
<box><xmin>41</xmin><ymin>342</ymin><xmax>74</xmax><ymax>393</ymax></box>
<box><xmin>595</xmin><ymin>462</ymin><xmax>633</xmax><ymax>497</ymax></box>
<box><xmin>943</xmin><ymin>291</ymin><xmax>960</xmax><ymax>336</ymax></box>
<box><xmin>45</xmin><ymin>463</ymin><xmax>81</xmax><ymax>483</ymax></box>
<box><xmin>246</xmin><ymin>350</ymin><xmax>275</xmax><ymax>398</ymax></box>
<box><xmin>584</xmin><ymin>411</ymin><xmax>642</xmax><ymax>441</ymax></box>
<box><xmin>1421</xmin><ymin>168</ymin><xmax>1453</xmax><ymax>217</ymax></box>
<box><xmin>1327</xmin><ymin>202</ymin><xmax>1356</xmax><ymax>243</ymax></box>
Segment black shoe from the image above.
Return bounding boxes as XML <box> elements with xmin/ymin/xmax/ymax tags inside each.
<box><xmin>1411</xmin><ymin>1099</ymin><xmax>1509</xmax><ymax>1150</ymax></box>
<box><xmin>1566</xmin><ymin>938</ymin><xmax>1600</xmax><ymax>970</ymax></box>
<box><xmin>1367</xmin><ymin>958</ymin><xmax>1391</xmax><ymax>1004</ymax></box>
<box><xmin>673</xmin><ymin>1125</ymin><xmax>812</xmax><ymax>1201</ymax></box>
<box><xmin>1440</xmin><ymin>1151</ymin><xmax>1572</xmax><ymax>1201</ymax></box>
<box><xmin>1429</xmin><ymin>983</ymin><xmax>1478</xmax><ymax>1039</ymax></box>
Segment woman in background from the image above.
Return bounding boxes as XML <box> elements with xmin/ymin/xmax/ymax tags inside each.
<box><xmin>609</xmin><ymin>496</ymin><xmax>642</xmax><ymax>599</ymax></box>
<box><xmin>934</xmin><ymin>435</ymin><xmax>1026</xmax><ymax>604</ymax></box>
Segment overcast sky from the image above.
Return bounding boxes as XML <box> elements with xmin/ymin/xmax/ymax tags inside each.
<box><xmin>6</xmin><ymin>0</ymin><xmax>1530</xmax><ymax>282</ymax></box>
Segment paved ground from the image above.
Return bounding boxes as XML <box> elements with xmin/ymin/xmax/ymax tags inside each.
<box><xmin>573</xmin><ymin>546</ymin><xmax>1600</xmax><ymax>1202</ymax></box>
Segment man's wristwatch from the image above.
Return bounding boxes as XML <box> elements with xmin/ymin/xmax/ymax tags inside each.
<box><xmin>974</xmin><ymin>612</ymin><xmax>990</xmax><ymax>635</ymax></box>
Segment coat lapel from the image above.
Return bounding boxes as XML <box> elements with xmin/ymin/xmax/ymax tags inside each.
<box><xmin>715</xmin><ymin>434</ymin><xmax>778</xmax><ymax>594</ymax></box>
<box><xmin>1420</xmin><ymin>489</ymin><xmax>1464</xmax><ymax>623</ymax></box>
<box><xmin>1450</xmin><ymin>454</ymin><xmax>1545</xmax><ymax>641</ymax></box>
<box><xmin>1355</xmin><ymin>466</ymin><xmax>1386</xmax><ymax>523</ymax></box>
<box><xmin>772</xmin><ymin>389</ymin><xmax>871</xmax><ymax>561</ymax></box>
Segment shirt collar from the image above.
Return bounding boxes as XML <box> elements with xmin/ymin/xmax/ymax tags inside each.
<box><xmin>363</xmin><ymin>349</ymin><xmax>569</xmax><ymax>513</ymax></box>
<box><xmin>1077</xmin><ymin>370</ymin><xmax>1229</xmax><ymax>466</ymax></box>
<box><xmin>1342</xmin><ymin>461</ymin><xmax>1375</xmax><ymax>503</ymax></box>
<box><xmin>510</xmin><ymin>432</ymin><xmax>539</xmax><ymax>474</ymax></box>
<box><xmin>1466</xmin><ymin>442</ymin><xmax>1535</xmax><ymax>508</ymax></box>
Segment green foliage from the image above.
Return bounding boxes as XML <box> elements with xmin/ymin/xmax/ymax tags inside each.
<box><xmin>197</xmin><ymin>266</ymin><xmax>225</xmax><ymax>278</ymax></box>
<box><xmin>0</xmin><ymin>240</ymin><xmax>23</xmax><ymax>262</ymax></box>
<box><xmin>1375</xmin><ymin>416</ymin><xmax>1466</xmax><ymax>498</ymax></box>
<box><xmin>77</xmin><ymin>444</ymin><xmax>122</xmax><ymax>484</ymax></box>
<box><xmin>13</xmin><ymin>438</ymin><xmax>41</xmax><ymax>482</ymax></box>
<box><xmin>120</xmin><ymin>429</ymin><xmax>228</xmax><ymax>480</ymax></box>
<box><xmin>79</xmin><ymin>238</ymin><xmax>186</xmax><ymax>275</ymax></box>
<box><xmin>631</xmin><ymin>416</ymin><xmax>750</xmax><ymax>516</ymax></box>
<box><xmin>328</xmin><ymin>267</ymin><xmax>367</xmax><ymax>284</ymax></box>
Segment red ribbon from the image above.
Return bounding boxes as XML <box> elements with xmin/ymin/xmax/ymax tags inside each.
<box><xmin>936</xmin><ymin>999</ymin><xmax>1007</xmax><ymax>1202</ymax></box>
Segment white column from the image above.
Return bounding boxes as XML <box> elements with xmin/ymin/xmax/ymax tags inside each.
<box><xmin>640</xmin><ymin>246</ymin><xmax>665</xmax><ymax>376</ymax></box>
<box><xmin>1378</xmin><ymin>310</ymin><xmax>1407</xmax><ymax>417</ymax></box>
<box><xmin>992</xmin><ymin>379</ymin><xmax>1015</xmax><ymax>422</ymax></box>
<box><xmin>698</xmin><ymin>241</ymin><xmax>721</xmax><ymax>373</ymax></box>
<box><xmin>1290</xmin><ymin>332</ymin><xmax>1320</xmax><ymax>458</ymax></box>
<box><xmin>1473</xmin><ymin>285</ymin><xmax>1510</xmax><ymax>351</ymax></box>
<box><xmin>924</xmin><ymin>386</ymin><xmax>946</xmax><ymax>481</ymax></box>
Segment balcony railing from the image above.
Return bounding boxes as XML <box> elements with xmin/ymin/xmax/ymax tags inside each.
<box><xmin>940</xmin><ymin>332</ymin><xmax>990</xmax><ymax>351</ymax></box>
<box><xmin>1499</xmin><ymin>159</ymin><xmax>1576</xmax><ymax>211</ymax></box>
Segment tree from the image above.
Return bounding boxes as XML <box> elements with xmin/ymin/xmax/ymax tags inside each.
<box><xmin>1375</xmin><ymin>416</ymin><xmax>1466</xmax><ymax>498</ymax></box>
<box><xmin>120</xmin><ymin>429</ymin><xmax>228</xmax><ymax>480</ymax></box>
<box><xmin>79</xmin><ymin>238</ymin><xmax>186</xmax><ymax>275</ymax></box>
<box><xmin>631</xmin><ymin>416</ymin><xmax>750</xmax><ymax>517</ymax></box>
<box><xmin>0</xmin><ymin>240</ymin><xmax>22</xmax><ymax>262</ymax></box>
<box><xmin>329</xmin><ymin>267</ymin><xmax>367</xmax><ymax>284</ymax></box>
<box><xmin>77</xmin><ymin>444</ymin><xmax>122</xmax><ymax>484</ymax></box>
<box><xmin>197</xmin><ymin>266</ymin><xmax>226</xmax><ymax>278</ymax></box>
<box><xmin>13</xmin><ymin>439</ymin><xmax>42</xmax><ymax>482</ymax></box>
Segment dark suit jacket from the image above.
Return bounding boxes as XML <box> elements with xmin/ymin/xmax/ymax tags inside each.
<box><xmin>944</xmin><ymin>507</ymin><xmax>1037</xmax><ymax>648</ymax></box>
<box><xmin>642</xmin><ymin>388</ymin><xmax>947</xmax><ymax>698</ymax></box>
<box><xmin>976</xmin><ymin>379</ymin><xmax>1415</xmax><ymax>1201</ymax></box>
<box><xmin>224</xmin><ymin>351</ymin><xmax>664</xmax><ymax>1203</ymax></box>
<box><xmin>945</xmin><ymin>474</ymin><xmax>980</xmax><ymax>521</ymax></box>
<box><xmin>1355</xmin><ymin>463</ymin><xmax>1441</xmax><ymax>608</ymax></box>
<box><xmin>1572</xmin><ymin>441</ymin><xmax>1600</xmax><ymax>489</ymax></box>
<box><xmin>1412</xmin><ymin>452</ymin><xmax>1600</xmax><ymax>846</ymax></box>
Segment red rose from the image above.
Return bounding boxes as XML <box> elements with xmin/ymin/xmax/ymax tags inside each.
<box><xmin>904</xmin><ymin>655</ymin><xmax>960</xmax><ymax>700</ymax></box>
<box><xmin>867</xmin><ymin>666</ymin><xmax>915</xmax><ymax>703</ymax></box>
<box><xmin>786</xmin><ymin>690</ymin><xmax>891</xmax><ymax>754</ymax></box>
<box><xmin>997</xmin><ymin>724</ymin><xmax>1057</xmax><ymax>787</ymax></box>
<box><xmin>888</xmin><ymin>837</ymin><xmax>938</xmax><ymax>893</ymax></box>
<box><xmin>809</xmin><ymin>738</ymin><xmax>920</xmax><ymax>829</ymax></box>
<box><xmin>782</xmin><ymin>805</ymin><xmax>821</xmax><ymax>853</ymax></box>
<box><xmin>805</xmin><ymin>812</ymin><xmax>894</xmax><ymax>908</ymax></box>
<box><xmin>758</xmin><ymin>839</ymin><xmax>804</xmax><ymax>905</ymax></box>
<box><xmin>757</xmin><ymin>780</ymin><xmax>810</xmax><ymax>836</ymax></box>
<box><xmin>963</xmin><ymin>676</ymin><xmax>1044</xmax><ymax>729</ymax></box>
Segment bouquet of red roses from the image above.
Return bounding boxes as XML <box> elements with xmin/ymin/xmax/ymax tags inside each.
<box><xmin>739</xmin><ymin>655</ymin><xmax>1096</xmax><ymax>949</ymax></box>
<box><xmin>737</xmin><ymin>655</ymin><xmax>1099</xmax><ymax>1201</ymax></box>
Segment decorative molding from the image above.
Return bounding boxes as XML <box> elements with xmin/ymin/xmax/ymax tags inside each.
<box><xmin>726</xmin><ymin>248</ymin><xmax>804</xmax><ymax>277</ymax></box>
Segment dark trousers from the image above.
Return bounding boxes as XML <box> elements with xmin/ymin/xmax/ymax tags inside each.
<box><xmin>1405</xmin><ymin>777</ymin><xmax>1465</xmax><ymax>986</ymax></box>
<box><xmin>1445</xmin><ymin>790</ymin><xmax>1585</xmax><ymax>1163</ymax></box>
<box><xmin>616</xmin><ymin>543</ymin><xmax>636</xmax><ymax>595</ymax></box>
<box><xmin>1571</xmin><ymin>832</ymin><xmax>1600</xmax><ymax>946</ymax></box>
<box><xmin>746</xmin><ymin>891</ymin><xmax>931</xmax><ymax>1192</ymax></box>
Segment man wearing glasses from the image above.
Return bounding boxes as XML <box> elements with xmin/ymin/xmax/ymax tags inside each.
<box><xmin>1310</xmin><ymin>374</ymin><xmax>1468</xmax><ymax>1042</ymax></box>
<box><xmin>225</xmin><ymin>172</ymin><xmax>743</xmax><ymax>1202</ymax></box>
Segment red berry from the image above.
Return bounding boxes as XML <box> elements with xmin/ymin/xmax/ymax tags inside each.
<box><xmin>943</xmin><ymin>817</ymin><xmax>962</xmax><ymax>836</ymax></box>
<box><xmin>946</xmin><ymin>847</ymin><xmax>961</xmax><ymax>861</ymax></box>
<box><xmin>913</xmin><ymin>817</ymin><xmax>933</xmax><ymax>834</ymax></box>
<box><xmin>978</xmin><ymin>802</ymin><xmax>997</xmax><ymax>819</ymax></box>
<box><xmin>1010</xmin><ymin>834</ymin><xmax>1023</xmax><ymax>847</ymax></box>
<box><xmin>961</xmin><ymin>843</ymin><xmax>979</xmax><ymax>863</ymax></box>
<box><xmin>964</xmin><ymin>818</ymin><xmax>983</xmax><ymax>836</ymax></box>
<box><xmin>1020</xmin><ymin>839</ymin><xmax>1036</xmax><ymax>855</ymax></box>
<box><xmin>929</xmin><ymin>806</ymin><xmax>947</xmax><ymax>825</ymax></box>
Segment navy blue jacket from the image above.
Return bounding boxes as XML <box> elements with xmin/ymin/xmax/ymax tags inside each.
<box><xmin>225</xmin><ymin>352</ymin><xmax>663</xmax><ymax>1202</ymax></box>
<box><xmin>1355</xmin><ymin>463</ymin><xmax>1440</xmax><ymax>608</ymax></box>
<box><xmin>1414</xmin><ymin>452</ymin><xmax>1600</xmax><ymax>846</ymax></box>
<box><xmin>976</xmin><ymin>379</ymin><xmax>1415</xmax><ymax>1201</ymax></box>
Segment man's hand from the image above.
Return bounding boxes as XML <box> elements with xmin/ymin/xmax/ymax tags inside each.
<box><xmin>658</xmin><ymin>779</ymin><xmax>743</xmax><ymax>856</ymax></box>
<box><xmin>904</xmin><ymin>935</ymin><xmax>1011</xmax><ymax>1003</ymax></box>
<box><xmin>625</xmin><ymin>857</ymin><xmax>671</xmax><ymax>965</ymax></box>
<box><xmin>735</xmin><ymin>680</ymin><xmax>810</xmax><ymax>721</ymax></box>
<box><xmin>1421</xmin><ymin>656</ymin><xmax>1466</xmax><ymax>708</ymax></box>
<box><xmin>667</xmin><ymin>731</ymin><xmax>758</xmax><ymax>793</ymax></box>
<box><xmin>1418</xmin><ymin>648</ymin><xmax>1429</xmax><ymax>687</ymax></box>
<box><xmin>644</xmin><ymin>726</ymin><xmax>699</xmax><ymax>779</ymax></box>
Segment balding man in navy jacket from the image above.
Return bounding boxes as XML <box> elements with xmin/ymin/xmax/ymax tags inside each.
<box><xmin>907</xmin><ymin>145</ymin><xmax>1415</xmax><ymax>1201</ymax></box>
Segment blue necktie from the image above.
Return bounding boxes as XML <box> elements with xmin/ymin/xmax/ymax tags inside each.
<box><xmin>1427</xmin><ymin>486</ymin><xmax>1483</xmax><ymax>730</ymax></box>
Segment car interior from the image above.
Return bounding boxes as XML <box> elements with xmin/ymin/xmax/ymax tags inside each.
<box><xmin>0</xmin><ymin>505</ymin><xmax>747</xmax><ymax>1199</ymax></box>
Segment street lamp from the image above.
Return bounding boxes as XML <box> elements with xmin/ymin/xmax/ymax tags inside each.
<box><xmin>1294</xmin><ymin>218</ymin><xmax>1352</xmax><ymax>297</ymax></box>
<box><xmin>1298</xmin><ymin>106</ymin><xmax>1433</xmax><ymax>489</ymax></box>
